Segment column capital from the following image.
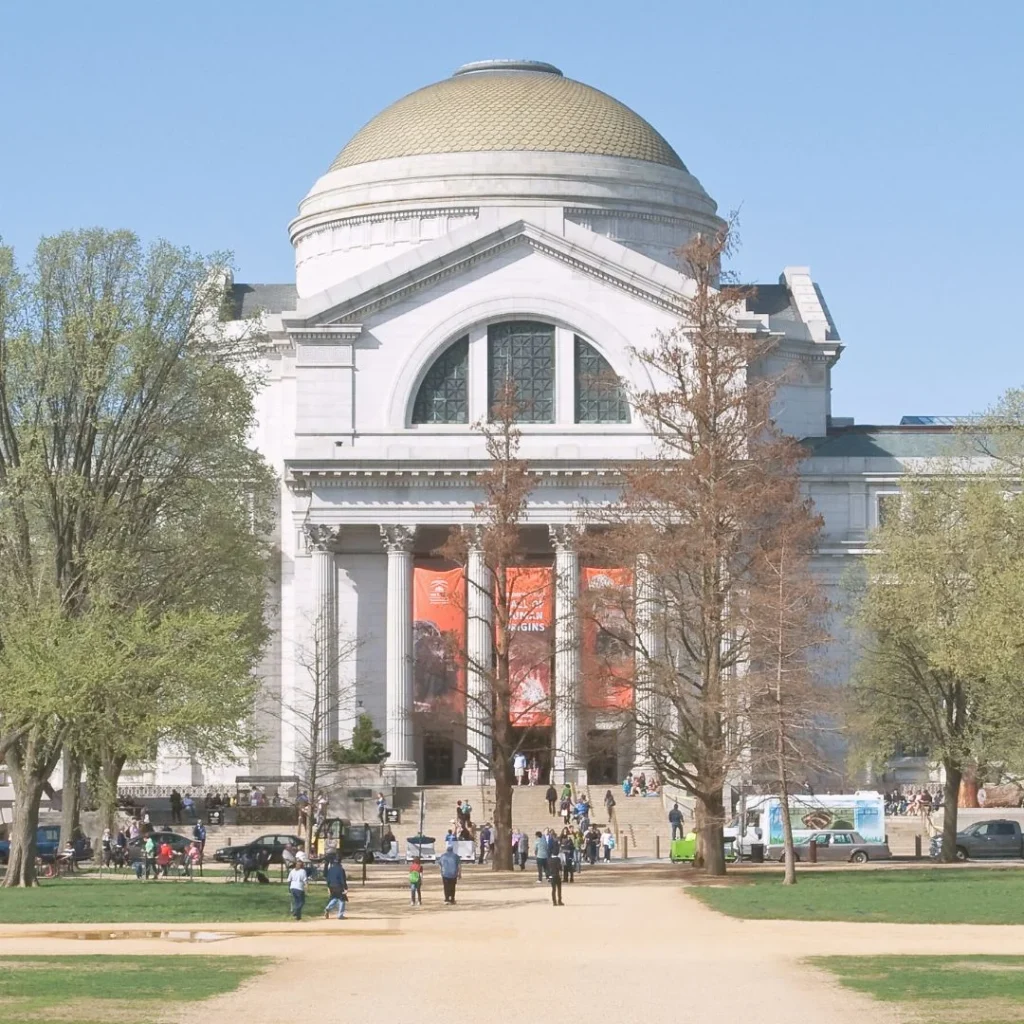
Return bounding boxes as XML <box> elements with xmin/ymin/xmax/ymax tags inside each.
<box><xmin>304</xmin><ymin>523</ymin><xmax>339</xmax><ymax>553</ymax></box>
<box><xmin>380</xmin><ymin>524</ymin><xmax>415</xmax><ymax>552</ymax></box>
<box><xmin>462</xmin><ymin>524</ymin><xmax>487</xmax><ymax>551</ymax></box>
<box><xmin>549</xmin><ymin>523</ymin><xmax>585</xmax><ymax>552</ymax></box>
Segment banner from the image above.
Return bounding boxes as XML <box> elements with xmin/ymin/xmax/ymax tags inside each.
<box><xmin>413</xmin><ymin>567</ymin><xmax>465</xmax><ymax>716</ymax></box>
<box><xmin>507</xmin><ymin>566</ymin><xmax>553</xmax><ymax>727</ymax></box>
<box><xmin>582</xmin><ymin>568</ymin><xmax>634</xmax><ymax>711</ymax></box>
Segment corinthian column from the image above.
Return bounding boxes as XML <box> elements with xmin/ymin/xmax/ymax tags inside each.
<box><xmin>304</xmin><ymin>524</ymin><xmax>339</xmax><ymax>754</ymax></box>
<box><xmin>380</xmin><ymin>525</ymin><xmax>417</xmax><ymax>784</ymax></box>
<box><xmin>551</xmin><ymin>524</ymin><xmax>585</xmax><ymax>786</ymax></box>
<box><xmin>633</xmin><ymin>552</ymin><xmax>661</xmax><ymax>773</ymax></box>
<box><xmin>461</xmin><ymin>527</ymin><xmax>492</xmax><ymax>786</ymax></box>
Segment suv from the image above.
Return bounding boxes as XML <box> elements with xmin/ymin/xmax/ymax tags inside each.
<box><xmin>213</xmin><ymin>833</ymin><xmax>303</xmax><ymax>865</ymax></box>
<box><xmin>0</xmin><ymin>825</ymin><xmax>93</xmax><ymax>865</ymax></box>
<box><xmin>930</xmin><ymin>819</ymin><xmax>1024</xmax><ymax>860</ymax></box>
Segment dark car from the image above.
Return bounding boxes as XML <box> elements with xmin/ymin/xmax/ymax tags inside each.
<box><xmin>930</xmin><ymin>819</ymin><xmax>1024</xmax><ymax>860</ymax></box>
<box><xmin>126</xmin><ymin>830</ymin><xmax>193</xmax><ymax>862</ymax></box>
<box><xmin>0</xmin><ymin>825</ymin><xmax>93</xmax><ymax>865</ymax></box>
<box><xmin>213</xmin><ymin>833</ymin><xmax>303</xmax><ymax>865</ymax></box>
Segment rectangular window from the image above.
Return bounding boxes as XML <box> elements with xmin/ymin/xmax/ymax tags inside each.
<box><xmin>876</xmin><ymin>492</ymin><xmax>901</xmax><ymax>527</ymax></box>
<box><xmin>487</xmin><ymin>321</ymin><xmax>555</xmax><ymax>423</ymax></box>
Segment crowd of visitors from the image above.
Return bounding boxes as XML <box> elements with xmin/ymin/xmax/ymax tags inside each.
<box><xmin>885</xmin><ymin>788</ymin><xmax>944</xmax><ymax>815</ymax></box>
<box><xmin>622</xmin><ymin>772</ymin><xmax>659</xmax><ymax>797</ymax></box>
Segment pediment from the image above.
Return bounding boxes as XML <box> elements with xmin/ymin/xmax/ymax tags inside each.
<box><xmin>279</xmin><ymin>217</ymin><xmax>693</xmax><ymax>330</ymax></box>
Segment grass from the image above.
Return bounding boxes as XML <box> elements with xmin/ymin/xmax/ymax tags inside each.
<box><xmin>0</xmin><ymin>954</ymin><xmax>267</xmax><ymax>1024</ymax></box>
<box><xmin>812</xmin><ymin>955</ymin><xmax>1024</xmax><ymax>1024</ymax></box>
<box><xmin>690</xmin><ymin>867</ymin><xmax>1024</xmax><ymax>924</ymax></box>
<box><xmin>0</xmin><ymin>878</ymin><xmax>305</xmax><ymax>923</ymax></box>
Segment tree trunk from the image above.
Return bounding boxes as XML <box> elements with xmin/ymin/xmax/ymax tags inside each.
<box><xmin>940</xmin><ymin>761</ymin><xmax>962</xmax><ymax>863</ymax></box>
<box><xmin>778</xmin><ymin>789</ymin><xmax>797</xmax><ymax>885</ymax></box>
<box><xmin>99</xmin><ymin>753</ymin><xmax>127</xmax><ymax>833</ymax></box>
<box><xmin>61</xmin><ymin>746</ymin><xmax>82</xmax><ymax>846</ymax></box>
<box><xmin>491</xmin><ymin>761</ymin><xmax>514</xmax><ymax>871</ymax></box>
<box><xmin>698</xmin><ymin>789</ymin><xmax>727</xmax><ymax>876</ymax></box>
<box><xmin>2</xmin><ymin>776</ymin><xmax>45</xmax><ymax>887</ymax></box>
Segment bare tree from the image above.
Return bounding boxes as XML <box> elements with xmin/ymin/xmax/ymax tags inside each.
<box><xmin>439</xmin><ymin>383</ymin><xmax>546</xmax><ymax>871</ymax></box>
<box><xmin>744</xmin><ymin>506</ymin><xmax>830</xmax><ymax>884</ymax></box>
<box><xmin>269</xmin><ymin>610</ymin><xmax>362</xmax><ymax>854</ymax></box>
<box><xmin>589</xmin><ymin>224</ymin><xmax>815</xmax><ymax>875</ymax></box>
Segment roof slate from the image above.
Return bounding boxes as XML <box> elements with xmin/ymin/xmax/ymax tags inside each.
<box><xmin>802</xmin><ymin>427</ymin><xmax>962</xmax><ymax>459</ymax></box>
<box><xmin>229</xmin><ymin>283</ymin><xmax>297</xmax><ymax>319</ymax></box>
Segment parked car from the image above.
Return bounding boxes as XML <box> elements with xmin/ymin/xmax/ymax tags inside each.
<box><xmin>126</xmin><ymin>830</ymin><xmax>193</xmax><ymax>862</ymax></box>
<box><xmin>929</xmin><ymin>819</ymin><xmax>1024</xmax><ymax>860</ymax></box>
<box><xmin>772</xmin><ymin>829</ymin><xmax>891</xmax><ymax>863</ymax></box>
<box><xmin>213</xmin><ymin>833</ymin><xmax>303</xmax><ymax>865</ymax></box>
<box><xmin>0</xmin><ymin>825</ymin><xmax>93</xmax><ymax>865</ymax></box>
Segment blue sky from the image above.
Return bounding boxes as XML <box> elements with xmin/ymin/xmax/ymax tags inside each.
<box><xmin>2</xmin><ymin>1</ymin><xmax>1021</xmax><ymax>423</ymax></box>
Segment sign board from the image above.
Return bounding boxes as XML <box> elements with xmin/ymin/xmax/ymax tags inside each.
<box><xmin>385</xmin><ymin>808</ymin><xmax>401</xmax><ymax>824</ymax></box>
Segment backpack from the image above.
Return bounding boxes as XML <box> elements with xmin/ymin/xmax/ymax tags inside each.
<box><xmin>409</xmin><ymin>869</ymin><xmax>421</xmax><ymax>884</ymax></box>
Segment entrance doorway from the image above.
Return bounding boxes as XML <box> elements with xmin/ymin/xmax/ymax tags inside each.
<box><xmin>511</xmin><ymin>726</ymin><xmax>552</xmax><ymax>784</ymax></box>
<box><xmin>423</xmin><ymin>734</ymin><xmax>454</xmax><ymax>784</ymax></box>
<box><xmin>587</xmin><ymin>729</ymin><xmax>619</xmax><ymax>785</ymax></box>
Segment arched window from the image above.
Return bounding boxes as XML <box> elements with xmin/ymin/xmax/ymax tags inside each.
<box><xmin>575</xmin><ymin>336</ymin><xmax>630</xmax><ymax>423</ymax></box>
<box><xmin>487</xmin><ymin>321</ymin><xmax>555</xmax><ymax>423</ymax></box>
<box><xmin>412</xmin><ymin>336</ymin><xmax>469</xmax><ymax>424</ymax></box>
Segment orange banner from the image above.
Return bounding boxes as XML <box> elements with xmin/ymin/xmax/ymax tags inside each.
<box><xmin>507</xmin><ymin>566</ymin><xmax>553</xmax><ymax>727</ymax></box>
<box><xmin>413</xmin><ymin>567</ymin><xmax>466</xmax><ymax>716</ymax></box>
<box><xmin>582</xmin><ymin>568</ymin><xmax>634</xmax><ymax>711</ymax></box>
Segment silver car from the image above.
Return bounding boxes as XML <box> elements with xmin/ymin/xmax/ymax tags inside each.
<box><xmin>773</xmin><ymin>829</ymin><xmax>892</xmax><ymax>863</ymax></box>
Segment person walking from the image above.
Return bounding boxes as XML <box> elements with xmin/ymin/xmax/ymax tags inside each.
<box><xmin>534</xmin><ymin>830</ymin><xmax>548</xmax><ymax>882</ymax></box>
<box><xmin>288</xmin><ymin>854</ymin><xmax>308</xmax><ymax>920</ymax></box>
<box><xmin>376</xmin><ymin>792</ymin><xmax>387</xmax><ymax>824</ymax></box>
<box><xmin>408</xmin><ymin>858</ymin><xmax>423</xmax><ymax>905</ymax></box>
<box><xmin>545</xmin><ymin>783</ymin><xmax>558</xmax><ymax>816</ymax></box>
<box><xmin>323</xmin><ymin>855</ymin><xmax>349</xmax><ymax>919</ymax></box>
<box><xmin>517</xmin><ymin>830</ymin><xmax>529</xmax><ymax>871</ymax></box>
<box><xmin>603</xmin><ymin>789</ymin><xmax>616</xmax><ymax>824</ymax></box>
<box><xmin>169</xmin><ymin>789</ymin><xmax>183</xmax><ymax>825</ymax></box>
<box><xmin>192</xmin><ymin>819</ymin><xmax>207</xmax><ymax>861</ymax></box>
<box><xmin>143</xmin><ymin>833</ymin><xmax>157</xmax><ymax>880</ymax></box>
<box><xmin>669</xmin><ymin>802</ymin><xmax>685</xmax><ymax>841</ymax></box>
<box><xmin>601</xmin><ymin>828</ymin><xmax>616</xmax><ymax>862</ymax></box>
<box><xmin>438</xmin><ymin>845</ymin><xmax>461</xmax><ymax>904</ymax></box>
<box><xmin>549</xmin><ymin>845</ymin><xmax>564</xmax><ymax>906</ymax></box>
<box><xmin>513</xmin><ymin>751</ymin><xmax>527</xmax><ymax>786</ymax></box>
<box><xmin>560</xmin><ymin>830</ymin><xmax>576</xmax><ymax>884</ymax></box>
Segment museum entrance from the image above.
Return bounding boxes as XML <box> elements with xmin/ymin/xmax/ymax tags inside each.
<box><xmin>510</xmin><ymin>725</ymin><xmax>552</xmax><ymax>784</ymax></box>
<box><xmin>587</xmin><ymin>729</ymin><xmax>619</xmax><ymax>785</ymax></box>
<box><xmin>423</xmin><ymin>733</ymin><xmax>455</xmax><ymax>784</ymax></box>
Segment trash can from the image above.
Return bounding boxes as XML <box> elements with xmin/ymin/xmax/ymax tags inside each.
<box><xmin>750</xmin><ymin>843</ymin><xmax>764</xmax><ymax>864</ymax></box>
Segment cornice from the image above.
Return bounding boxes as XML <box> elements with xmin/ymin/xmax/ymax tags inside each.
<box><xmin>293</xmin><ymin>207</ymin><xmax>481</xmax><ymax>245</ymax></box>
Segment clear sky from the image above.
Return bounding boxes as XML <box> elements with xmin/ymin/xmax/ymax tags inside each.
<box><xmin>2</xmin><ymin>1</ymin><xmax>1021</xmax><ymax>424</ymax></box>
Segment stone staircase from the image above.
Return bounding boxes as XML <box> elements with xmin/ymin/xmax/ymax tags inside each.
<box><xmin>393</xmin><ymin>784</ymin><xmax>678</xmax><ymax>857</ymax></box>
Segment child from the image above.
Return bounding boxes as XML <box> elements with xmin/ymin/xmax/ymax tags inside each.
<box><xmin>409</xmin><ymin>858</ymin><xmax>423</xmax><ymax>905</ymax></box>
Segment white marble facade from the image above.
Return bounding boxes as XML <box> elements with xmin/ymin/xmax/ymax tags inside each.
<box><xmin>172</xmin><ymin>60</ymin><xmax>947</xmax><ymax>790</ymax></box>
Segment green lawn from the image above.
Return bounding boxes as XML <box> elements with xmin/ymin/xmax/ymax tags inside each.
<box><xmin>0</xmin><ymin>878</ymin><xmax>306</xmax><ymax>923</ymax></box>
<box><xmin>0</xmin><ymin>954</ymin><xmax>267</xmax><ymax>1024</ymax></box>
<box><xmin>691</xmin><ymin>868</ymin><xmax>1024</xmax><ymax>924</ymax></box>
<box><xmin>812</xmin><ymin>955</ymin><xmax>1024</xmax><ymax>1024</ymax></box>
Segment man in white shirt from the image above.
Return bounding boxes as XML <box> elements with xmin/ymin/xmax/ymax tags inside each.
<box><xmin>513</xmin><ymin>752</ymin><xmax>527</xmax><ymax>786</ymax></box>
<box><xmin>288</xmin><ymin>853</ymin><xmax>308</xmax><ymax>920</ymax></box>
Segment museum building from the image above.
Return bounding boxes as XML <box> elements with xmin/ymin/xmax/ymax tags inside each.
<box><xmin>137</xmin><ymin>59</ymin><xmax>951</xmax><ymax>792</ymax></box>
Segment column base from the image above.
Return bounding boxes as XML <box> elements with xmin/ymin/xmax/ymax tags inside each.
<box><xmin>551</xmin><ymin>763</ymin><xmax>588</xmax><ymax>789</ymax></box>
<box><xmin>460</xmin><ymin>761</ymin><xmax>492</xmax><ymax>787</ymax></box>
<box><xmin>381</xmin><ymin>761</ymin><xmax>419</xmax><ymax>788</ymax></box>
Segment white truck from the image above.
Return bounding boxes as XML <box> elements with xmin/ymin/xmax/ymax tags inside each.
<box><xmin>727</xmin><ymin>792</ymin><xmax>886</xmax><ymax>859</ymax></box>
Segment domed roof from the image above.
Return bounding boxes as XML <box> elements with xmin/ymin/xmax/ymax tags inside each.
<box><xmin>330</xmin><ymin>60</ymin><xmax>686</xmax><ymax>172</ymax></box>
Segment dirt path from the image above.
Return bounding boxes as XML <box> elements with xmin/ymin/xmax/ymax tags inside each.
<box><xmin>3</xmin><ymin>876</ymin><xmax>1023</xmax><ymax>1024</ymax></box>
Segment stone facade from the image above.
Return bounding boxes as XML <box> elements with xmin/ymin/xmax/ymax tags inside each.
<box><xmin>133</xmin><ymin>60</ymin><xmax>949</xmax><ymax>792</ymax></box>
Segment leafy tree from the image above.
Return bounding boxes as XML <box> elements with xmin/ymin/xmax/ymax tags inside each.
<box><xmin>0</xmin><ymin>229</ymin><xmax>275</xmax><ymax>885</ymax></box>
<box><xmin>850</xmin><ymin>475</ymin><xmax>1024</xmax><ymax>860</ymax></box>
<box><xmin>331</xmin><ymin>714</ymin><xmax>388</xmax><ymax>765</ymax></box>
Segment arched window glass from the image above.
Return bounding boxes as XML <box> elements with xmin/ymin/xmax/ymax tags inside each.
<box><xmin>487</xmin><ymin>321</ymin><xmax>555</xmax><ymax>422</ymax></box>
<box><xmin>575</xmin><ymin>337</ymin><xmax>630</xmax><ymax>423</ymax></box>
<box><xmin>412</xmin><ymin>336</ymin><xmax>469</xmax><ymax>424</ymax></box>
